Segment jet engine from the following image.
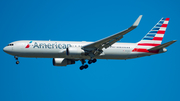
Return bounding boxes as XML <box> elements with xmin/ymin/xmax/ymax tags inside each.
<box><xmin>53</xmin><ymin>58</ymin><xmax>75</xmax><ymax>66</ymax></box>
<box><xmin>66</xmin><ymin>47</ymin><xmax>85</xmax><ymax>56</ymax></box>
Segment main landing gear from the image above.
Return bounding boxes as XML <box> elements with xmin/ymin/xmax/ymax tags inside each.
<box><xmin>80</xmin><ymin>64</ymin><xmax>88</xmax><ymax>70</ymax></box>
<box><xmin>79</xmin><ymin>59</ymin><xmax>97</xmax><ymax>70</ymax></box>
<box><xmin>14</xmin><ymin>56</ymin><xmax>19</xmax><ymax>64</ymax></box>
<box><xmin>88</xmin><ymin>59</ymin><xmax>97</xmax><ymax>64</ymax></box>
<box><xmin>79</xmin><ymin>59</ymin><xmax>88</xmax><ymax>70</ymax></box>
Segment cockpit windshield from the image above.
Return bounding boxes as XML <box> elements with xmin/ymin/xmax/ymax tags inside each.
<box><xmin>7</xmin><ymin>44</ymin><xmax>14</xmax><ymax>46</ymax></box>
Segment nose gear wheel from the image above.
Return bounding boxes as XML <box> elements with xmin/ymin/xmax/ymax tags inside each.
<box><xmin>14</xmin><ymin>56</ymin><xmax>19</xmax><ymax>64</ymax></box>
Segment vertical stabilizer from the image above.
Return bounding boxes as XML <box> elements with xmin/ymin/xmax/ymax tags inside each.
<box><xmin>137</xmin><ymin>18</ymin><xmax>170</xmax><ymax>49</ymax></box>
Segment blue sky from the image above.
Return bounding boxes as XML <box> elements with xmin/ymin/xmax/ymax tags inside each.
<box><xmin>1</xmin><ymin>0</ymin><xmax>180</xmax><ymax>101</ymax></box>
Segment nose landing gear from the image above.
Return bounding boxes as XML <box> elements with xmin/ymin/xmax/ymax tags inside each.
<box><xmin>16</xmin><ymin>61</ymin><xmax>19</xmax><ymax>64</ymax></box>
<box><xmin>14</xmin><ymin>56</ymin><xmax>19</xmax><ymax>64</ymax></box>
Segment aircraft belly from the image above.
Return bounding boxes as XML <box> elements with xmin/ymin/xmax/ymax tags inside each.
<box><xmin>126</xmin><ymin>52</ymin><xmax>155</xmax><ymax>59</ymax></box>
<box><xmin>13</xmin><ymin>48</ymin><xmax>66</xmax><ymax>58</ymax></box>
<box><xmin>99</xmin><ymin>48</ymin><xmax>130</xmax><ymax>59</ymax></box>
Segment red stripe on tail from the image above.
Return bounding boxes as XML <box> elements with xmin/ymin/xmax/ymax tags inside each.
<box><xmin>165</xmin><ymin>18</ymin><xmax>170</xmax><ymax>21</ymax></box>
<box><xmin>157</xmin><ymin>30</ymin><xmax>165</xmax><ymax>34</ymax></box>
<box><xmin>161</xmin><ymin>24</ymin><xmax>168</xmax><ymax>27</ymax></box>
<box><xmin>153</xmin><ymin>37</ymin><xmax>163</xmax><ymax>41</ymax></box>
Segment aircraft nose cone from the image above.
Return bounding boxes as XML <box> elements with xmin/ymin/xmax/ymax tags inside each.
<box><xmin>3</xmin><ymin>47</ymin><xmax>7</xmax><ymax>52</ymax></box>
<box><xmin>3</xmin><ymin>46</ymin><xmax>12</xmax><ymax>53</ymax></box>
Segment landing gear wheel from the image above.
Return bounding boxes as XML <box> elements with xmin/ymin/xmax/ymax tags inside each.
<box><xmin>84</xmin><ymin>64</ymin><xmax>88</xmax><ymax>69</ymax></box>
<box><xmin>88</xmin><ymin>60</ymin><xmax>92</xmax><ymax>64</ymax></box>
<box><xmin>16</xmin><ymin>61</ymin><xmax>19</xmax><ymax>64</ymax></box>
<box><xmin>80</xmin><ymin>66</ymin><xmax>84</xmax><ymax>70</ymax></box>
<box><xmin>14</xmin><ymin>56</ymin><xmax>18</xmax><ymax>60</ymax></box>
<box><xmin>92</xmin><ymin>59</ymin><xmax>97</xmax><ymax>63</ymax></box>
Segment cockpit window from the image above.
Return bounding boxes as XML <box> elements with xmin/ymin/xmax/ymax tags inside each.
<box><xmin>7</xmin><ymin>44</ymin><xmax>14</xmax><ymax>46</ymax></box>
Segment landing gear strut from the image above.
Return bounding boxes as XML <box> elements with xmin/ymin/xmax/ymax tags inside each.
<box><xmin>79</xmin><ymin>59</ymin><xmax>89</xmax><ymax>70</ymax></box>
<box><xmin>14</xmin><ymin>56</ymin><xmax>19</xmax><ymax>64</ymax></box>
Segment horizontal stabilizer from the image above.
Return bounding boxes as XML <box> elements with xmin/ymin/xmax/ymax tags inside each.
<box><xmin>148</xmin><ymin>40</ymin><xmax>177</xmax><ymax>51</ymax></box>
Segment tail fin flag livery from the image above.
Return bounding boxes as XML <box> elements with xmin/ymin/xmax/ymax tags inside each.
<box><xmin>132</xmin><ymin>18</ymin><xmax>172</xmax><ymax>53</ymax></box>
<box><xmin>3</xmin><ymin>15</ymin><xmax>177</xmax><ymax>70</ymax></box>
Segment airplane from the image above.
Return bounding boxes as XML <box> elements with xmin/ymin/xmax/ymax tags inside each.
<box><xmin>3</xmin><ymin>15</ymin><xmax>177</xmax><ymax>70</ymax></box>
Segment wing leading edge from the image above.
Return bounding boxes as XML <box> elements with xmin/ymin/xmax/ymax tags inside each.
<box><xmin>82</xmin><ymin>15</ymin><xmax>142</xmax><ymax>56</ymax></box>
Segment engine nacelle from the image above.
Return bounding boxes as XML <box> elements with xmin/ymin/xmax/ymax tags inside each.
<box><xmin>53</xmin><ymin>58</ymin><xmax>75</xmax><ymax>66</ymax></box>
<box><xmin>66</xmin><ymin>47</ymin><xmax>85</xmax><ymax>56</ymax></box>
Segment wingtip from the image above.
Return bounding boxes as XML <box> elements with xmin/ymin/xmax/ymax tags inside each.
<box><xmin>173</xmin><ymin>40</ymin><xmax>177</xmax><ymax>42</ymax></box>
<box><xmin>132</xmin><ymin>15</ymin><xmax>143</xmax><ymax>27</ymax></box>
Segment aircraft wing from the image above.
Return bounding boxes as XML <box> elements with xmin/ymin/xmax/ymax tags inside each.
<box><xmin>82</xmin><ymin>15</ymin><xmax>142</xmax><ymax>56</ymax></box>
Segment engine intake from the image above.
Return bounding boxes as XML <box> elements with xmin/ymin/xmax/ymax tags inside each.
<box><xmin>53</xmin><ymin>58</ymin><xmax>75</xmax><ymax>66</ymax></box>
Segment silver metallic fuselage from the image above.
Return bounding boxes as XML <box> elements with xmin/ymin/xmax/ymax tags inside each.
<box><xmin>3</xmin><ymin>40</ymin><xmax>155</xmax><ymax>60</ymax></box>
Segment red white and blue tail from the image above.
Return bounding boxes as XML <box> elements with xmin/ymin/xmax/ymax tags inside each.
<box><xmin>137</xmin><ymin>18</ymin><xmax>170</xmax><ymax>49</ymax></box>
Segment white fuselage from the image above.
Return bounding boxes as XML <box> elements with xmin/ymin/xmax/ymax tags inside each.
<box><xmin>3</xmin><ymin>40</ymin><xmax>156</xmax><ymax>60</ymax></box>
<box><xmin>3</xmin><ymin>16</ymin><xmax>174</xmax><ymax>69</ymax></box>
